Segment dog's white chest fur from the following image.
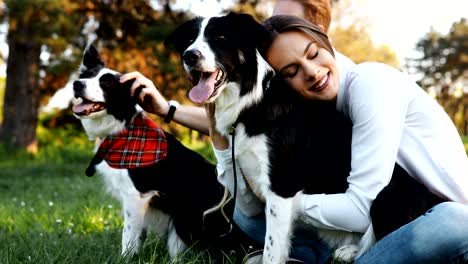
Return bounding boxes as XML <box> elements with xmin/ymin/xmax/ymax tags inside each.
<box><xmin>95</xmin><ymin>161</ymin><xmax>138</xmax><ymax>200</ymax></box>
<box><xmin>229</xmin><ymin>125</ymin><xmax>271</xmax><ymax>196</ymax></box>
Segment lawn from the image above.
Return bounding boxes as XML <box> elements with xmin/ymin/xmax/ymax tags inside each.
<box><xmin>0</xmin><ymin>126</ymin><xmax>233</xmax><ymax>264</ymax></box>
<box><xmin>1</xmin><ymin>121</ymin><xmax>467</xmax><ymax>264</ymax></box>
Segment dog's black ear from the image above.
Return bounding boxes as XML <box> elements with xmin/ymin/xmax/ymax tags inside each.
<box><xmin>83</xmin><ymin>44</ymin><xmax>104</xmax><ymax>69</ymax></box>
<box><xmin>119</xmin><ymin>77</ymin><xmax>144</xmax><ymax>102</ymax></box>
<box><xmin>165</xmin><ymin>17</ymin><xmax>204</xmax><ymax>54</ymax></box>
<box><xmin>227</xmin><ymin>12</ymin><xmax>271</xmax><ymax>51</ymax></box>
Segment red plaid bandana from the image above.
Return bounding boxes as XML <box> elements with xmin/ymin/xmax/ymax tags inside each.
<box><xmin>96</xmin><ymin>113</ymin><xmax>167</xmax><ymax>169</ymax></box>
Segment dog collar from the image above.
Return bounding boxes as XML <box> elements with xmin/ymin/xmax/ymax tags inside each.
<box><xmin>95</xmin><ymin>113</ymin><xmax>168</xmax><ymax>169</ymax></box>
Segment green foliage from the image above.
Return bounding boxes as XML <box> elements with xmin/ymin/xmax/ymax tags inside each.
<box><xmin>406</xmin><ymin>18</ymin><xmax>468</xmax><ymax>135</ymax></box>
<box><xmin>0</xmin><ymin>77</ymin><xmax>4</xmax><ymax>123</ymax></box>
<box><xmin>1</xmin><ymin>0</ymin><xmax>84</xmax><ymax>94</ymax></box>
<box><xmin>329</xmin><ymin>0</ymin><xmax>399</xmax><ymax>68</ymax></box>
<box><xmin>330</xmin><ymin>24</ymin><xmax>399</xmax><ymax>68</ymax></box>
<box><xmin>408</xmin><ymin>18</ymin><xmax>467</xmax><ymax>88</ymax></box>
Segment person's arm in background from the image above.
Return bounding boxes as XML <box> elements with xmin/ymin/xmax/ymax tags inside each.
<box><xmin>120</xmin><ymin>71</ymin><xmax>210</xmax><ymax>134</ymax></box>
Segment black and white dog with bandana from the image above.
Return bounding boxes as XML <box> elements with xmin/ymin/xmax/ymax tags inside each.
<box><xmin>72</xmin><ymin>44</ymin><xmax>254</xmax><ymax>258</ymax></box>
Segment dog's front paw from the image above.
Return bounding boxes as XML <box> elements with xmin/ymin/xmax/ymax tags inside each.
<box><xmin>263</xmin><ymin>246</ymin><xmax>288</xmax><ymax>264</ymax></box>
<box><xmin>333</xmin><ymin>244</ymin><xmax>359</xmax><ymax>263</ymax></box>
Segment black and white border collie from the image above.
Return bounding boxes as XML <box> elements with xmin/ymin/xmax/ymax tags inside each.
<box><xmin>166</xmin><ymin>12</ymin><xmax>369</xmax><ymax>263</ymax></box>
<box><xmin>71</xmin><ymin>45</ymin><xmax>251</xmax><ymax>259</ymax></box>
<box><xmin>166</xmin><ymin>12</ymin><xmax>447</xmax><ymax>263</ymax></box>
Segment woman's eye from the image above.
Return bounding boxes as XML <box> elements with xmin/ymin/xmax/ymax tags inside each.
<box><xmin>281</xmin><ymin>67</ymin><xmax>298</xmax><ymax>79</ymax></box>
<box><xmin>308</xmin><ymin>50</ymin><xmax>319</xmax><ymax>60</ymax></box>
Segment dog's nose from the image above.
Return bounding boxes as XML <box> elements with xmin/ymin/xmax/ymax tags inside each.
<box><xmin>73</xmin><ymin>80</ymin><xmax>85</xmax><ymax>93</ymax></box>
<box><xmin>183</xmin><ymin>49</ymin><xmax>202</xmax><ymax>67</ymax></box>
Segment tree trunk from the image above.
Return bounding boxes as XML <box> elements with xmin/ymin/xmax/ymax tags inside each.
<box><xmin>0</xmin><ymin>21</ymin><xmax>41</xmax><ymax>152</ymax></box>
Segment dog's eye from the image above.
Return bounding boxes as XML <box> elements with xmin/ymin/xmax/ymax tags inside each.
<box><xmin>100</xmin><ymin>81</ymin><xmax>112</xmax><ymax>88</ymax></box>
<box><xmin>215</xmin><ymin>35</ymin><xmax>226</xmax><ymax>41</ymax></box>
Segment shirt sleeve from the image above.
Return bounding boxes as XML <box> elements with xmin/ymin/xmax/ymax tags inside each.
<box><xmin>300</xmin><ymin>63</ymin><xmax>411</xmax><ymax>233</ymax></box>
<box><xmin>213</xmin><ymin>146</ymin><xmax>265</xmax><ymax>217</ymax></box>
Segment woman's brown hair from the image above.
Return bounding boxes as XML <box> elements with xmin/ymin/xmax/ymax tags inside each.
<box><xmin>276</xmin><ymin>0</ymin><xmax>332</xmax><ymax>32</ymax></box>
<box><xmin>261</xmin><ymin>15</ymin><xmax>335</xmax><ymax>58</ymax></box>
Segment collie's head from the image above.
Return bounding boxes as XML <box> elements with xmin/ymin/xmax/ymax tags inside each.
<box><xmin>166</xmin><ymin>12</ymin><xmax>274</xmax><ymax>105</ymax></box>
<box><xmin>72</xmin><ymin>45</ymin><xmax>141</xmax><ymax>139</ymax></box>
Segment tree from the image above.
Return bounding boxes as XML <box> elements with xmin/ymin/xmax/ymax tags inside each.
<box><xmin>0</xmin><ymin>0</ymin><xmax>192</xmax><ymax>152</ymax></box>
<box><xmin>0</xmin><ymin>0</ymin><xmax>83</xmax><ymax>152</ymax></box>
<box><xmin>329</xmin><ymin>0</ymin><xmax>399</xmax><ymax>68</ymax></box>
<box><xmin>330</xmin><ymin>25</ymin><xmax>399</xmax><ymax>68</ymax></box>
<box><xmin>406</xmin><ymin>18</ymin><xmax>467</xmax><ymax>134</ymax></box>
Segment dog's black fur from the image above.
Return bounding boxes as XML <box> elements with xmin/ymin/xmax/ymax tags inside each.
<box><xmin>74</xmin><ymin>45</ymin><xmax>256</xmax><ymax>258</ymax></box>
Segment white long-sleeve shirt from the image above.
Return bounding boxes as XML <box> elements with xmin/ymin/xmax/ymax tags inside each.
<box><xmin>214</xmin><ymin>58</ymin><xmax>468</xmax><ymax>233</ymax></box>
<box><xmin>300</xmin><ymin>62</ymin><xmax>468</xmax><ymax>232</ymax></box>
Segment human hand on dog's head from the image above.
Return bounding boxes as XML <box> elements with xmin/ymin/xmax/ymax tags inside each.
<box><xmin>205</xmin><ymin>103</ymin><xmax>229</xmax><ymax>151</ymax></box>
<box><xmin>119</xmin><ymin>71</ymin><xmax>169</xmax><ymax>117</ymax></box>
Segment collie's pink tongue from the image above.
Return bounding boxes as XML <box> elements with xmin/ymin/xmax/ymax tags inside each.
<box><xmin>188</xmin><ymin>71</ymin><xmax>218</xmax><ymax>103</ymax></box>
<box><xmin>72</xmin><ymin>102</ymin><xmax>92</xmax><ymax>115</ymax></box>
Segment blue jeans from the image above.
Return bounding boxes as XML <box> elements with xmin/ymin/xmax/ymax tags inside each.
<box><xmin>234</xmin><ymin>202</ymin><xmax>468</xmax><ymax>264</ymax></box>
<box><xmin>356</xmin><ymin>202</ymin><xmax>468</xmax><ymax>264</ymax></box>
<box><xmin>233</xmin><ymin>207</ymin><xmax>332</xmax><ymax>263</ymax></box>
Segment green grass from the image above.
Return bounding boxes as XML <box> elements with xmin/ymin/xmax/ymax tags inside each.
<box><xmin>0</xmin><ymin>126</ymin><xmax>233</xmax><ymax>264</ymax></box>
<box><xmin>1</xmin><ymin>118</ymin><xmax>466</xmax><ymax>263</ymax></box>
<box><xmin>0</xmin><ymin>77</ymin><xmax>4</xmax><ymax>123</ymax></box>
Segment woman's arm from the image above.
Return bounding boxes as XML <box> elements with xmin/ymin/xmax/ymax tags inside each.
<box><xmin>205</xmin><ymin>103</ymin><xmax>265</xmax><ymax>216</ymax></box>
<box><xmin>120</xmin><ymin>71</ymin><xmax>210</xmax><ymax>134</ymax></box>
<box><xmin>299</xmin><ymin>63</ymin><xmax>411</xmax><ymax>233</ymax></box>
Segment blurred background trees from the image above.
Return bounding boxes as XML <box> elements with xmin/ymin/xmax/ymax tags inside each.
<box><xmin>406</xmin><ymin>18</ymin><xmax>467</xmax><ymax>134</ymax></box>
<box><xmin>0</xmin><ymin>0</ymin><xmax>83</xmax><ymax>152</ymax></box>
<box><xmin>0</xmin><ymin>0</ymin><xmax>465</xmax><ymax>152</ymax></box>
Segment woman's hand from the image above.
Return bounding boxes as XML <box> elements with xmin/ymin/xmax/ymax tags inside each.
<box><xmin>119</xmin><ymin>71</ymin><xmax>169</xmax><ymax>117</ymax></box>
<box><xmin>205</xmin><ymin>103</ymin><xmax>229</xmax><ymax>150</ymax></box>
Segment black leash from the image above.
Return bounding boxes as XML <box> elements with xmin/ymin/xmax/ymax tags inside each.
<box><xmin>202</xmin><ymin>125</ymin><xmax>238</xmax><ymax>237</ymax></box>
<box><xmin>229</xmin><ymin>125</ymin><xmax>238</xmax><ymax>210</ymax></box>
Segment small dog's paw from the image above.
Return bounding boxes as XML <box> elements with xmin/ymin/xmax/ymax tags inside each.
<box><xmin>333</xmin><ymin>244</ymin><xmax>359</xmax><ymax>263</ymax></box>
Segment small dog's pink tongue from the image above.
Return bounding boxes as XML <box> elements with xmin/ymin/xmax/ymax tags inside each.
<box><xmin>72</xmin><ymin>102</ymin><xmax>92</xmax><ymax>115</ymax></box>
<box><xmin>189</xmin><ymin>71</ymin><xmax>218</xmax><ymax>103</ymax></box>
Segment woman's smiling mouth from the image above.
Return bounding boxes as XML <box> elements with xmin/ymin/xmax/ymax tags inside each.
<box><xmin>309</xmin><ymin>72</ymin><xmax>330</xmax><ymax>92</ymax></box>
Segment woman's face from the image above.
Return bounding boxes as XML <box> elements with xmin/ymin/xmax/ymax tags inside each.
<box><xmin>266</xmin><ymin>31</ymin><xmax>339</xmax><ymax>102</ymax></box>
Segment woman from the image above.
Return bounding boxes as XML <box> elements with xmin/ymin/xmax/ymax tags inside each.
<box><xmin>259</xmin><ymin>15</ymin><xmax>468</xmax><ymax>263</ymax></box>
